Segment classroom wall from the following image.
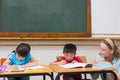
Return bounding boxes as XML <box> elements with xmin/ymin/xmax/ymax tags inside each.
<box><xmin>0</xmin><ymin>0</ymin><xmax>120</xmax><ymax>80</ymax></box>
<box><xmin>0</xmin><ymin>46</ymin><xmax>99</xmax><ymax>64</ymax></box>
<box><xmin>92</xmin><ymin>0</ymin><xmax>120</xmax><ymax>35</ymax></box>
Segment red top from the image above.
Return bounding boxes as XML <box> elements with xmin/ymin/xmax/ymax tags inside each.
<box><xmin>55</xmin><ymin>56</ymin><xmax>83</xmax><ymax>80</ymax></box>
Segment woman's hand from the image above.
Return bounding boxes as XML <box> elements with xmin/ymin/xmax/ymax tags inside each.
<box><xmin>90</xmin><ymin>59</ymin><xmax>97</xmax><ymax>64</ymax></box>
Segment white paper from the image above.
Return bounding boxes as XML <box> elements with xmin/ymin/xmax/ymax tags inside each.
<box><xmin>59</xmin><ymin>63</ymin><xmax>87</xmax><ymax>68</ymax></box>
<box><xmin>94</xmin><ymin>63</ymin><xmax>113</xmax><ymax>69</ymax></box>
<box><xmin>26</xmin><ymin>65</ymin><xmax>44</xmax><ymax>70</ymax></box>
<box><xmin>6</xmin><ymin>65</ymin><xmax>44</xmax><ymax>72</ymax></box>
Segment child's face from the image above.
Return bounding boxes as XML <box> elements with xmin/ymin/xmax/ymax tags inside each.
<box><xmin>16</xmin><ymin>53</ymin><xmax>25</xmax><ymax>60</ymax></box>
<box><xmin>63</xmin><ymin>52</ymin><xmax>75</xmax><ymax>61</ymax></box>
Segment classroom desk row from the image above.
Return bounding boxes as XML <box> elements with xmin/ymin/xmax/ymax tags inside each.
<box><xmin>0</xmin><ymin>65</ymin><xmax>118</xmax><ymax>80</ymax></box>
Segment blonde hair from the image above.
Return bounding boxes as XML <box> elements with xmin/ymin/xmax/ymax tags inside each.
<box><xmin>103</xmin><ymin>38</ymin><xmax>120</xmax><ymax>58</ymax></box>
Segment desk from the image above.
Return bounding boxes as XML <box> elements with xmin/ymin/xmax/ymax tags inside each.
<box><xmin>50</xmin><ymin>65</ymin><xmax>117</xmax><ymax>80</ymax></box>
<box><xmin>0</xmin><ymin>65</ymin><xmax>54</xmax><ymax>80</ymax></box>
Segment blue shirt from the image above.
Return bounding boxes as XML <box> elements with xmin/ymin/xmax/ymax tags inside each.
<box><xmin>96</xmin><ymin>55</ymin><xmax>120</xmax><ymax>75</ymax></box>
<box><xmin>8</xmin><ymin>51</ymin><xmax>32</xmax><ymax>65</ymax></box>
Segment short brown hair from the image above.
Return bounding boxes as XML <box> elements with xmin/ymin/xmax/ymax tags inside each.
<box><xmin>16</xmin><ymin>43</ymin><xmax>31</xmax><ymax>57</ymax></box>
<box><xmin>63</xmin><ymin>43</ymin><xmax>77</xmax><ymax>55</ymax></box>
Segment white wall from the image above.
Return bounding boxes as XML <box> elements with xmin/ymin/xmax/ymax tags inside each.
<box><xmin>92</xmin><ymin>0</ymin><xmax>120</xmax><ymax>34</ymax></box>
<box><xmin>0</xmin><ymin>46</ymin><xmax>99</xmax><ymax>64</ymax></box>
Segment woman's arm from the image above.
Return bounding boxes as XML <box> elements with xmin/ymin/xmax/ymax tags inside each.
<box><xmin>117</xmin><ymin>75</ymin><xmax>120</xmax><ymax>80</ymax></box>
<box><xmin>114</xmin><ymin>71</ymin><xmax>120</xmax><ymax>80</ymax></box>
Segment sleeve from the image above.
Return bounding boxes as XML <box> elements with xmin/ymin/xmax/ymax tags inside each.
<box><xmin>117</xmin><ymin>63</ymin><xmax>120</xmax><ymax>75</ymax></box>
<box><xmin>25</xmin><ymin>53</ymin><xmax>32</xmax><ymax>63</ymax></box>
<box><xmin>113</xmin><ymin>58</ymin><xmax>120</xmax><ymax>75</ymax></box>
<box><xmin>75</xmin><ymin>57</ymin><xmax>83</xmax><ymax>63</ymax></box>
<box><xmin>8</xmin><ymin>52</ymin><xmax>16</xmax><ymax>65</ymax></box>
<box><xmin>55</xmin><ymin>60</ymin><xmax>61</xmax><ymax>62</ymax></box>
<box><xmin>55</xmin><ymin>56</ymin><xmax>65</xmax><ymax>62</ymax></box>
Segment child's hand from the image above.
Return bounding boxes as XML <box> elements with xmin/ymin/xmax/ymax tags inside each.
<box><xmin>71</xmin><ymin>60</ymin><xmax>78</xmax><ymax>64</ymax></box>
<box><xmin>21</xmin><ymin>65</ymin><xmax>27</xmax><ymax>68</ymax></box>
<box><xmin>11</xmin><ymin>65</ymin><xmax>19</xmax><ymax>70</ymax></box>
<box><xmin>59</xmin><ymin>60</ymin><xmax>67</xmax><ymax>65</ymax></box>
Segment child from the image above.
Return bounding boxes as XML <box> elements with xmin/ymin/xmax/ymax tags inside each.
<box><xmin>3</xmin><ymin>43</ymin><xmax>39</xmax><ymax>80</ymax></box>
<box><xmin>50</xmin><ymin>43</ymin><xmax>83</xmax><ymax>80</ymax></box>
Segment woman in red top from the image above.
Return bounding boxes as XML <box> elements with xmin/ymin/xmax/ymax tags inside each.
<box><xmin>50</xmin><ymin>43</ymin><xmax>83</xmax><ymax>80</ymax></box>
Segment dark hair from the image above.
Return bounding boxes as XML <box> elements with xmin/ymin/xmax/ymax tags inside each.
<box><xmin>16</xmin><ymin>43</ymin><xmax>31</xmax><ymax>57</ymax></box>
<box><xmin>63</xmin><ymin>43</ymin><xmax>77</xmax><ymax>55</ymax></box>
<box><xmin>102</xmin><ymin>38</ymin><xmax>120</xmax><ymax>58</ymax></box>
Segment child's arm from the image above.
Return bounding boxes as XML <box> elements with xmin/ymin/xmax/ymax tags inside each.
<box><xmin>3</xmin><ymin>58</ymin><xmax>19</xmax><ymax>70</ymax></box>
<box><xmin>50</xmin><ymin>60</ymin><xmax>67</xmax><ymax>65</ymax></box>
<box><xmin>71</xmin><ymin>60</ymin><xmax>79</xmax><ymax>64</ymax></box>
<box><xmin>21</xmin><ymin>58</ymin><xmax>39</xmax><ymax>68</ymax></box>
<box><xmin>71</xmin><ymin>56</ymin><xmax>84</xmax><ymax>63</ymax></box>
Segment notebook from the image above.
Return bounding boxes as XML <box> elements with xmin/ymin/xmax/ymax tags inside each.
<box><xmin>0</xmin><ymin>66</ymin><xmax>7</xmax><ymax>73</ymax></box>
<box><xmin>6</xmin><ymin>65</ymin><xmax>44</xmax><ymax>72</ymax></box>
<box><xmin>59</xmin><ymin>63</ymin><xmax>93</xmax><ymax>69</ymax></box>
<box><xmin>94</xmin><ymin>63</ymin><xmax>113</xmax><ymax>69</ymax></box>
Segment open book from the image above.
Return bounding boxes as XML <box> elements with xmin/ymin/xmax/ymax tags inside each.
<box><xmin>59</xmin><ymin>63</ymin><xmax>93</xmax><ymax>69</ymax></box>
<box><xmin>6</xmin><ymin>65</ymin><xmax>44</xmax><ymax>72</ymax></box>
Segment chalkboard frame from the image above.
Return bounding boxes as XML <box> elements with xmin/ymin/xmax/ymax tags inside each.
<box><xmin>0</xmin><ymin>0</ymin><xmax>91</xmax><ymax>38</ymax></box>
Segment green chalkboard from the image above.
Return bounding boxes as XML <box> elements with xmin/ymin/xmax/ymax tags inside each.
<box><xmin>0</xmin><ymin>0</ymin><xmax>91</xmax><ymax>38</ymax></box>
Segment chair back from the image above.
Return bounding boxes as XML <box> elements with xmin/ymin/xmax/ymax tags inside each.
<box><xmin>0</xmin><ymin>58</ymin><xmax>7</xmax><ymax>65</ymax></box>
<box><xmin>78</xmin><ymin>56</ymin><xmax>86</xmax><ymax>63</ymax></box>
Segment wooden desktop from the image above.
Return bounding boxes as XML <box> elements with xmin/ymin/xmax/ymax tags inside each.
<box><xmin>0</xmin><ymin>65</ymin><xmax>54</xmax><ymax>80</ymax></box>
<box><xmin>50</xmin><ymin>64</ymin><xmax>117</xmax><ymax>80</ymax></box>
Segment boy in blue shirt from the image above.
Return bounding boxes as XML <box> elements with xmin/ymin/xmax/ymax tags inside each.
<box><xmin>3</xmin><ymin>43</ymin><xmax>39</xmax><ymax>80</ymax></box>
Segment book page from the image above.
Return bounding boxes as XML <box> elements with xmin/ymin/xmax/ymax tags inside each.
<box><xmin>6</xmin><ymin>65</ymin><xmax>44</xmax><ymax>72</ymax></box>
<box><xmin>26</xmin><ymin>65</ymin><xmax>44</xmax><ymax>70</ymax></box>
<box><xmin>59</xmin><ymin>63</ymin><xmax>87</xmax><ymax>68</ymax></box>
